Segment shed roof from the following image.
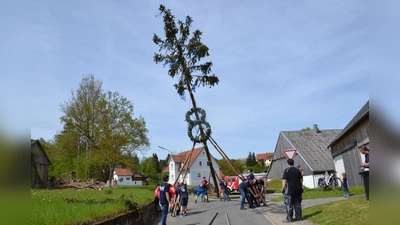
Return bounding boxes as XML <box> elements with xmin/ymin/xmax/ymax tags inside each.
<box><xmin>31</xmin><ymin>139</ymin><xmax>52</xmax><ymax>165</ymax></box>
<box><xmin>281</xmin><ymin>129</ymin><xmax>342</xmax><ymax>172</ymax></box>
<box><xmin>327</xmin><ymin>100</ymin><xmax>369</xmax><ymax>148</ymax></box>
<box><xmin>114</xmin><ymin>168</ymin><xmax>133</xmax><ymax>176</ymax></box>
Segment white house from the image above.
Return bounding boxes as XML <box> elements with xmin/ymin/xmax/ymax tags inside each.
<box><xmin>163</xmin><ymin>146</ymin><xmax>222</xmax><ymax>186</ymax></box>
<box><xmin>113</xmin><ymin>168</ymin><xmax>141</xmax><ymax>186</ymax></box>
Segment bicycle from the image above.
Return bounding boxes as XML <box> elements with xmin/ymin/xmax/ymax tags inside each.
<box><xmin>318</xmin><ymin>171</ymin><xmax>342</xmax><ymax>191</ymax></box>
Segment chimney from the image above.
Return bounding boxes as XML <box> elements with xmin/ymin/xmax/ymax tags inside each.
<box><xmin>313</xmin><ymin>124</ymin><xmax>321</xmax><ymax>133</ymax></box>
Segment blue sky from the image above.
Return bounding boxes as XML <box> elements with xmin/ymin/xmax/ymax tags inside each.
<box><xmin>23</xmin><ymin>1</ymin><xmax>371</xmax><ymax>160</ymax></box>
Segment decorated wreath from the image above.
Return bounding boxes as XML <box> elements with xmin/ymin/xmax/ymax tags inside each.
<box><xmin>185</xmin><ymin>107</ymin><xmax>206</xmax><ymax>122</ymax></box>
<box><xmin>185</xmin><ymin>107</ymin><xmax>211</xmax><ymax>143</ymax></box>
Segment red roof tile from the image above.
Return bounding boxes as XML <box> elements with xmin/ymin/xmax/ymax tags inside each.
<box><xmin>114</xmin><ymin>168</ymin><xmax>133</xmax><ymax>176</ymax></box>
<box><xmin>256</xmin><ymin>153</ymin><xmax>274</xmax><ymax>161</ymax></box>
<box><xmin>162</xmin><ymin>146</ymin><xmax>205</xmax><ymax>173</ymax></box>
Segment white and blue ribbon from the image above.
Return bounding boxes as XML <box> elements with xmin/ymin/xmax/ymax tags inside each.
<box><xmin>155</xmin><ymin>11</ymin><xmax>163</xmax><ymax>17</ymax></box>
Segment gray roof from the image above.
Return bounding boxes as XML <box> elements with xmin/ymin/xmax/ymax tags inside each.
<box><xmin>282</xmin><ymin>129</ymin><xmax>342</xmax><ymax>172</ymax></box>
<box><xmin>327</xmin><ymin>100</ymin><xmax>369</xmax><ymax>148</ymax></box>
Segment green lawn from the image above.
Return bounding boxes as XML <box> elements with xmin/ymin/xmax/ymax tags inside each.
<box><xmin>31</xmin><ymin>186</ymin><xmax>154</xmax><ymax>225</ymax></box>
<box><xmin>267</xmin><ymin>179</ymin><xmax>368</xmax><ymax>225</ymax></box>
<box><xmin>303</xmin><ymin>196</ymin><xmax>369</xmax><ymax>225</ymax></box>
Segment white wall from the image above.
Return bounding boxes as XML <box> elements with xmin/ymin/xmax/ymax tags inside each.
<box><xmin>303</xmin><ymin>175</ymin><xmax>317</xmax><ymax>188</ymax></box>
<box><xmin>114</xmin><ymin>175</ymin><xmax>135</xmax><ymax>186</ymax></box>
<box><xmin>189</xmin><ymin>149</ymin><xmax>220</xmax><ymax>186</ymax></box>
<box><xmin>333</xmin><ymin>154</ymin><xmax>345</xmax><ymax>178</ymax></box>
<box><xmin>169</xmin><ymin>149</ymin><xmax>220</xmax><ymax>186</ymax></box>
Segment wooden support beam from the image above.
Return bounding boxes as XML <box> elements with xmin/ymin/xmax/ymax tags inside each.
<box><xmin>208</xmin><ymin>212</ymin><xmax>219</xmax><ymax>225</ymax></box>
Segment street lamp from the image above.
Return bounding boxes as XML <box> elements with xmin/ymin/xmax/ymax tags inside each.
<box><xmin>158</xmin><ymin>146</ymin><xmax>174</xmax><ymax>155</ymax></box>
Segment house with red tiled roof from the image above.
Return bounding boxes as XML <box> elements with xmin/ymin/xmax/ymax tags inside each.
<box><xmin>163</xmin><ymin>146</ymin><xmax>221</xmax><ymax>186</ymax></box>
<box><xmin>256</xmin><ymin>152</ymin><xmax>274</xmax><ymax>167</ymax></box>
<box><xmin>113</xmin><ymin>168</ymin><xmax>143</xmax><ymax>186</ymax></box>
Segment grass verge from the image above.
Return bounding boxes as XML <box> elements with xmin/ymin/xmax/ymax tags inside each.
<box><xmin>303</xmin><ymin>196</ymin><xmax>369</xmax><ymax>225</ymax></box>
<box><xmin>267</xmin><ymin>178</ymin><xmax>365</xmax><ymax>202</ymax></box>
<box><xmin>32</xmin><ymin>186</ymin><xmax>154</xmax><ymax>225</ymax></box>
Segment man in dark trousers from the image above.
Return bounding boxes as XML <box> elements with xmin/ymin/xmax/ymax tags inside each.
<box><xmin>238</xmin><ymin>179</ymin><xmax>257</xmax><ymax>210</ymax></box>
<box><xmin>159</xmin><ymin>175</ymin><xmax>171</xmax><ymax>225</ymax></box>
<box><xmin>282</xmin><ymin>158</ymin><xmax>303</xmax><ymax>223</ymax></box>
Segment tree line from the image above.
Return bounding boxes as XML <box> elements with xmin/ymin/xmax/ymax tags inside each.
<box><xmin>37</xmin><ymin>75</ymin><xmax>268</xmax><ymax>185</ymax></box>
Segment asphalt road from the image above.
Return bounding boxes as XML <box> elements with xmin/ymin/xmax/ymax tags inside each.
<box><xmin>150</xmin><ymin>193</ymin><xmax>350</xmax><ymax>225</ymax></box>
<box><xmin>151</xmin><ymin>196</ymin><xmax>274</xmax><ymax>225</ymax></box>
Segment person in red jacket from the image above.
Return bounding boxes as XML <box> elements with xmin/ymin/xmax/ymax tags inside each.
<box><xmin>154</xmin><ymin>184</ymin><xmax>161</xmax><ymax>213</ymax></box>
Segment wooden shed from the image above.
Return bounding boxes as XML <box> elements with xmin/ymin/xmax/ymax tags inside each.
<box><xmin>327</xmin><ymin>101</ymin><xmax>369</xmax><ymax>186</ymax></box>
<box><xmin>31</xmin><ymin>139</ymin><xmax>52</xmax><ymax>188</ymax></box>
<box><xmin>267</xmin><ymin>126</ymin><xmax>342</xmax><ymax>188</ymax></box>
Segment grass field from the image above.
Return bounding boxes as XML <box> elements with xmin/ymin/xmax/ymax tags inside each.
<box><xmin>31</xmin><ymin>186</ymin><xmax>154</xmax><ymax>225</ymax></box>
<box><xmin>303</xmin><ymin>196</ymin><xmax>369</xmax><ymax>225</ymax></box>
<box><xmin>266</xmin><ymin>179</ymin><xmax>368</xmax><ymax>225</ymax></box>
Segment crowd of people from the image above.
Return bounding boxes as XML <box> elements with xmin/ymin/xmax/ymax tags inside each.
<box><xmin>153</xmin><ymin>146</ymin><xmax>369</xmax><ymax>224</ymax></box>
<box><xmin>154</xmin><ymin>172</ymin><xmax>269</xmax><ymax>224</ymax></box>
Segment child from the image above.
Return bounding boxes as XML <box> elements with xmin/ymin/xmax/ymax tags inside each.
<box><xmin>297</xmin><ymin>165</ymin><xmax>304</xmax><ymax>189</ymax></box>
<box><xmin>341</xmin><ymin>172</ymin><xmax>349</xmax><ymax>197</ymax></box>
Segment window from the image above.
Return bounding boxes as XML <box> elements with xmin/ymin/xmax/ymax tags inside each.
<box><xmin>126</xmin><ymin>177</ymin><xmax>130</xmax><ymax>180</ymax></box>
<box><xmin>119</xmin><ymin>178</ymin><xmax>123</xmax><ymax>182</ymax></box>
<box><xmin>197</xmin><ymin>173</ymin><xmax>201</xmax><ymax>178</ymax></box>
<box><xmin>199</xmin><ymin>161</ymin><xmax>202</xmax><ymax>166</ymax></box>
<box><xmin>171</xmin><ymin>175</ymin><xmax>174</xmax><ymax>180</ymax></box>
<box><xmin>171</xmin><ymin>163</ymin><xmax>173</xmax><ymax>170</ymax></box>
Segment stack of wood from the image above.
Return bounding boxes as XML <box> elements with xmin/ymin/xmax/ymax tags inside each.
<box><xmin>56</xmin><ymin>180</ymin><xmax>107</xmax><ymax>190</ymax></box>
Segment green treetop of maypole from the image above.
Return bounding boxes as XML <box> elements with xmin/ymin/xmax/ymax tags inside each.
<box><xmin>153</xmin><ymin>4</ymin><xmax>219</xmax><ymax>97</ymax></box>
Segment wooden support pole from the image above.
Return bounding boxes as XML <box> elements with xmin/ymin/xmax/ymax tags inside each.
<box><xmin>208</xmin><ymin>212</ymin><xmax>219</xmax><ymax>225</ymax></box>
<box><xmin>173</xmin><ymin>142</ymin><xmax>196</xmax><ymax>185</ymax></box>
<box><xmin>186</xmin><ymin>87</ymin><xmax>220</xmax><ymax>199</ymax></box>
<box><xmin>209</xmin><ymin>136</ymin><xmax>246</xmax><ymax>181</ymax></box>
<box><xmin>225</xmin><ymin>211</ymin><xmax>231</xmax><ymax>225</ymax></box>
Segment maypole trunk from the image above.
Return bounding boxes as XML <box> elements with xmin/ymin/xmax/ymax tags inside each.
<box><xmin>187</xmin><ymin>86</ymin><xmax>220</xmax><ymax>198</ymax></box>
